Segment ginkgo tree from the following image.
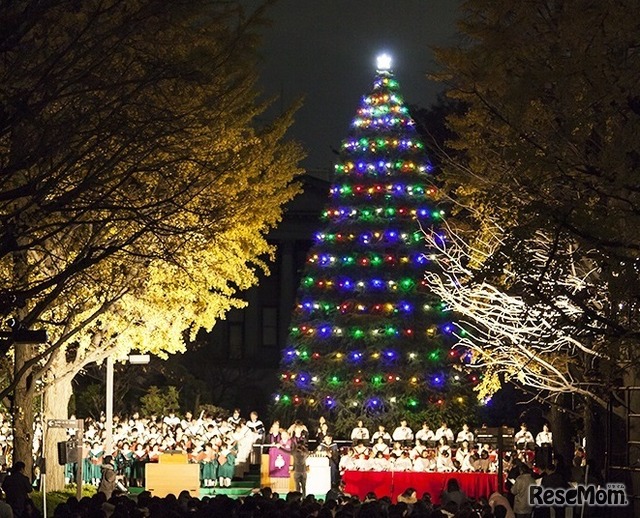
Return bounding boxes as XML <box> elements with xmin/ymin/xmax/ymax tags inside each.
<box><xmin>0</xmin><ymin>0</ymin><xmax>303</xmax><ymax>487</ymax></box>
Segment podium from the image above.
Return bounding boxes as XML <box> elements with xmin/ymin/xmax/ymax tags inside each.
<box><xmin>306</xmin><ymin>455</ymin><xmax>331</xmax><ymax>496</ymax></box>
<box><xmin>146</xmin><ymin>451</ymin><xmax>199</xmax><ymax>497</ymax></box>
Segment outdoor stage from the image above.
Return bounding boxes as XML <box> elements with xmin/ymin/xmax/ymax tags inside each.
<box><xmin>343</xmin><ymin>470</ymin><xmax>499</xmax><ymax>504</ymax></box>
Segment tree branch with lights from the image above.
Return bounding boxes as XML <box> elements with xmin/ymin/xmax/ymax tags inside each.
<box><xmin>422</xmin><ymin>220</ymin><xmax>626</xmax><ymax>410</ymax></box>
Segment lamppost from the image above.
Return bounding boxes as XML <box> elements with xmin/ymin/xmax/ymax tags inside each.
<box><xmin>104</xmin><ymin>354</ymin><xmax>150</xmax><ymax>455</ymax></box>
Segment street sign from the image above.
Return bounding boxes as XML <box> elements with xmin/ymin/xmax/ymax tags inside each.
<box><xmin>47</xmin><ymin>419</ymin><xmax>78</xmax><ymax>428</ymax></box>
<box><xmin>0</xmin><ymin>329</ymin><xmax>48</xmax><ymax>343</ymax></box>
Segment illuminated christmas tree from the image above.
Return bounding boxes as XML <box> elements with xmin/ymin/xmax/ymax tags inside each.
<box><xmin>273</xmin><ymin>55</ymin><xmax>478</xmax><ymax>434</ymax></box>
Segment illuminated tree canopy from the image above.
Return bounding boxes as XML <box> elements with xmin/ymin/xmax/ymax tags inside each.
<box><xmin>0</xmin><ymin>0</ymin><xmax>303</xmax><ymax>480</ymax></box>
<box><xmin>430</xmin><ymin>0</ymin><xmax>640</xmax><ymax>409</ymax></box>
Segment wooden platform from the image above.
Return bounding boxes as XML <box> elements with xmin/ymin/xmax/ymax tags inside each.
<box><xmin>145</xmin><ymin>459</ymin><xmax>199</xmax><ymax>497</ymax></box>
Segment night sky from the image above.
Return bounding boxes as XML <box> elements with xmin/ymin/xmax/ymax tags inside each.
<box><xmin>252</xmin><ymin>0</ymin><xmax>462</xmax><ymax>172</ymax></box>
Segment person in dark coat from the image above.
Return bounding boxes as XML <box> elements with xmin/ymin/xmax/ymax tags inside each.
<box><xmin>316</xmin><ymin>435</ymin><xmax>340</xmax><ymax>488</ymax></box>
<box><xmin>292</xmin><ymin>442</ymin><xmax>309</xmax><ymax>495</ymax></box>
<box><xmin>1</xmin><ymin>462</ymin><xmax>32</xmax><ymax>518</ymax></box>
<box><xmin>97</xmin><ymin>456</ymin><xmax>117</xmax><ymax>499</ymax></box>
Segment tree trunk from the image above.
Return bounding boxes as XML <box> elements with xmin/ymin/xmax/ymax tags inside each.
<box><xmin>548</xmin><ymin>393</ymin><xmax>574</xmax><ymax>476</ymax></box>
<box><xmin>584</xmin><ymin>397</ymin><xmax>606</xmax><ymax>476</ymax></box>
<box><xmin>13</xmin><ymin>343</ymin><xmax>36</xmax><ymax>482</ymax></box>
<box><xmin>193</xmin><ymin>391</ymin><xmax>201</xmax><ymax>415</ymax></box>
<box><xmin>43</xmin><ymin>377</ymin><xmax>74</xmax><ymax>491</ymax></box>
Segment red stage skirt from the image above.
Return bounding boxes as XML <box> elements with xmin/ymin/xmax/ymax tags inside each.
<box><xmin>343</xmin><ymin>470</ymin><xmax>498</xmax><ymax>504</ymax></box>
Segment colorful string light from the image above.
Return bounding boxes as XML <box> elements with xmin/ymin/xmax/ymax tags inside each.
<box><xmin>274</xmin><ymin>61</ymin><xmax>475</xmax><ymax>418</ymax></box>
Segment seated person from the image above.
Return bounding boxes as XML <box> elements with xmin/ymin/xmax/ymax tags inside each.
<box><xmin>369</xmin><ymin>450</ymin><xmax>391</xmax><ymax>471</ymax></box>
<box><xmin>469</xmin><ymin>452</ymin><xmax>481</xmax><ymax>472</ymax></box>
<box><xmin>394</xmin><ymin>450</ymin><xmax>413</xmax><ymax>471</ymax></box>
<box><xmin>353</xmin><ymin>452</ymin><xmax>370</xmax><ymax>471</ymax></box>
<box><xmin>413</xmin><ymin>449</ymin><xmax>436</xmax><ymax>472</ymax></box>
<box><xmin>370</xmin><ymin>436</ymin><xmax>390</xmax><ymax>456</ymax></box>
<box><xmin>390</xmin><ymin>441</ymin><xmax>404</xmax><ymax>458</ymax></box>
<box><xmin>436</xmin><ymin>436</ymin><xmax>451</xmax><ymax>456</ymax></box>
<box><xmin>338</xmin><ymin>448</ymin><xmax>355</xmax><ymax>473</ymax></box>
<box><xmin>410</xmin><ymin>439</ymin><xmax>427</xmax><ymax>459</ymax></box>
<box><xmin>437</xmin><ymin>448</ymin><xmax>455</xmax><ymax>472</ymax></box>
<box><xmin>353</xmin><ymin>440</ymin><xmax>370</xmax><ymax>456</ymax></box>
<box><xmin>455</xmin><ymin>440</ymin><xmax>473</xmax><ymax>471</ymax></box>
<box><xmin>476</xmin><ymin>449</ymin><xmax>492</xmax><ymax>472</ymax></box>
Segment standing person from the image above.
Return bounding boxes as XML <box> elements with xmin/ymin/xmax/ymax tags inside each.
<box><xmin>539</xmin><ymin>463</ymin><xmax>569</xmax><ymax>518</ymax></box>
<box><xmin>200</xmin><ymin>443</ymin><xmax>218</xmax><ymax>488</ymax></box>
<box><xmin>350</xmin><ymin>420</ymin><xmax>370</xmax><ymax>444</ymax></box>
<box><xmin>131</xmin><ymin>442</ymin><xmax>149</xmax><ymax>488</ymax></box>
<box><xmin>0</xmin><ymin>498</ymin><xmax>12</xmax><ymax>518</ymax></box>
<box><xmin>415</xmin><ymin>422</ymin><xmax>435</xmax><ymax>444</ymax></box>
<box><xmin>434</xmin><ymin>422</ymin><xmax>455</xmax><ymax>443</ymax></box>
<box><xmin>247</xmin><ymin>411</ymin><xmax>265</xmax><ymax>442</ymax></box>
<box><xmin>371</xmin><ymin>425</ymin><xmax>392</xmax><ymax>444</ymax></box>
<box><xmin>97</xmin><ymin>456</ymin><xmax>117</xmax><ymax>499</ymax></box>
<box><xmin>292</xmin><ymin>442</ymin><xmax>309</xmax><ymax>495</ymax></box>
<box><xmin>317</xmin><ymin>434</ymin><xmax>340</xmax><ymax>488</ymax></box>
<box><xmin>217</xmin><ymin>438</ymin><xmax>237</xmax><ymax>488</ymax></box>
<box><xmin>511</xmin><ymin>464</ymin><xmax>536</xmax><ymax>518</ymax></box>
<box><xmin>269</xmin><ymin>429</ymin><xmax>292</xmax><ymax>479</ymax></box>
<box><xmin>88</xmin><ymin>441</ymin><xmax>104</xmax><ymax>486</ymax></box>
<box><xmin>228</xmin><ymin>409</ymin><xmax>242</xmax><ymax>428</ymax></box>
<box><xmin>267</xmin><ymin>421</ymin><xmax>281</xmax><ymax>445</ymax></box>
<box><xmin>315</xmin><ymin>422</ymin><xmax>330</xmax><ymax>445</ymax></box>
<box><xmin>288</xmin><ymin>420</ymin><xmax>309</xmax><ymax>447</ymax></box>
<box><xmin>514</xmin><ymin>423</ymin><xmax>534</xmax><ymax>451</ymax></box>
<box><xmin>456</xmin><ymin>424</ymin><xmax>475</xmax><ymax>445</ymax></box>
<box><xmin>535</xmin><ymin>423</ymin><xmax>553</xmax><ymax>447</ymax></box>
<box><xmin>440</xmin><ymin>478</ymin><xmax>467</xmax><ymax>508</ymax></box>
<box><xmin>392</xmin><ymin>419</ymin><xmax>414</xmax><ymax>445</ymax></box>
<box><xmin>535</xmin><ymin>423</ymin><xmax>553</xmax><ymax>470</ymax></box>
<box><xmin>315</xmin><ymin>416</ymin><xmax>328</xmax><ymax>437</ymax></box>
<box><xmin>115</xmin><ymin>442</ymin><xmax>133</xmax><ymax>487</ymax></box>
<box><xmin>1</xmin><ymin>462</ymin><xmax>31</xmax><ymax>518</ymax></box>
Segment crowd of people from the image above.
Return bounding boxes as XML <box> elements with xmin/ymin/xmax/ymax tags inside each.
<box><xmin>0</xmin><ymin>408</ymin><xmax>605</xmax><ymax>518</ymax></box>
<box><xmin>0</xmin><ymin>409</ymin><xmax>567</xmax><ymax>491</ymax></box>
<box><xmin>1</xmin><ymin>479</ymin><xmax>522</xmax><ymax>518</ymax></box>
<box><xmin>267</xmin><ymin>417</ymin><xmax>560</xmax><ymax>490</ymax></box>
<box><xmin>0</xmin><ymin>454</ymin><xmax>607</xmax><ymax>518</ymax></box>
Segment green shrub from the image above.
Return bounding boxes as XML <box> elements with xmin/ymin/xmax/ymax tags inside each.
<box><xmin>32</xmin><ymin>485</ymin><xmax>97</xmax><ymax>517</ymax></box>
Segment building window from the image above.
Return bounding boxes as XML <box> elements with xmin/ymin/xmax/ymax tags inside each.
<box><xmin>262</xmin><ymin>307</ymin><xmax>278</xmax><ymax>348</ymax></box>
